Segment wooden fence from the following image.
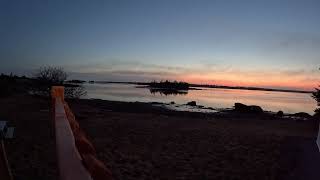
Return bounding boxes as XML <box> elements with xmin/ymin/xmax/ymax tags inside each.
<box><xmin>52</xmin><ymin>86</ymin><xmax>113</xmax><ymax>180</ymax></box>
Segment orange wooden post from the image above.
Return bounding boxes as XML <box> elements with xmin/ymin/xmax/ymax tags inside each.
<box><xmin>52</xmin><ymin>86</ymin><xmax>65</xmax><ymax>101</ymax></box>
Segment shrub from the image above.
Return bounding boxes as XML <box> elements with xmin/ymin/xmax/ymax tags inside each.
<box><xmin>33</xmin><ymin>66</ymin><xmax>86</xmax><ymax>98</ymax></box>
<box><xmin>312</xmin><ymin>86</ymin><xmax>320</xmax><ymax>115</ymax></box>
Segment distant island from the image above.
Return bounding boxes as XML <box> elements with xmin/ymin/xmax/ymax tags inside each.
<box><xmin>137</xmin><ymin>81</ymin><xmax>192</xmax><ymax>96</ymax></box>
<box><xmin>138</xmin><ymin>80</ymin><xmax>191</xmax><ymax>90</ymax></box>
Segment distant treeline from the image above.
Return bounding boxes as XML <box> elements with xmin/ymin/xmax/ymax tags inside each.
<box><xmin>0</xmin><ymin>73</ymin><xmax>35</xmax><ymax>96</ymax></box>
<box><xmin>0</xmin><ymin>73</ymin><xmax>28</xmax><ymax>80</ymax></box>
<box><xmin>0</xmin><ymin>71</ymin><xmax>86</xmax><ymax>98</ymax></box>
<box><xmin>65</xmin><ymin>79</ymin><xmax>86</xmax><ymax>84</ymax></box>
<box><xmin>139</xmin><ymin>80</ymin><xmax>190</xmax><ymax>90</ymax></box>
<box><xmin>189</xmin><ymin>84</ymin><xmax>313</xmax><ymax>94</ymax></box>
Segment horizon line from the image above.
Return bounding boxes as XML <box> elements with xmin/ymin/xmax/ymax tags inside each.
<box><xmin>87</xmin><ymin>80</ymin><xmax>315</xmax><ymax>94</ymax></box>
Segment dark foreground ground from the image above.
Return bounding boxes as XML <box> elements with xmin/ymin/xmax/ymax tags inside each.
<box><xmin>0</xmin><ymin>94</ymin><xmax>318</xmax><ymax>180</ymax></box>
<box><xmin>0</xmin><ymin>95</ymin><xmax>57</xmax><ymax>180</ymax></box>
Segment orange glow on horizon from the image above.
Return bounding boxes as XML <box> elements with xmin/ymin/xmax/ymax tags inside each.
<box><xmin>73</xmin><ymin>63</ymin><xmax>320</xmax><ymax>91</ymax></box>
<box><xmin>174</xmin><ymin>73</ymin><xmax>319</xmax><ymax>91</ymax></box>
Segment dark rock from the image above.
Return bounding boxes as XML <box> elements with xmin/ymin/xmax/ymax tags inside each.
<box><xmin>234</xmin><ymin>103</ymin><xmax>263</xmax><ymax>113</ymax></box>
<box><xmin>170</xmin><ymin>101</ymin><xmax>175</xmax><ymax>105</ymax></box>
<box><xmin>276</xmin><ymin>111</ymin><xmax>284</xmax><ymax>117</ymax></box>
<box><xmin>186</xmin><ymin>101</ymin><xmax>197</xmax><ymax>106</ymax></box>
<box><xmin>198</xmin><ymin>105</ymin><xmax>204</xmax><ymax>108</ymax></box>
<box><xmin>234</xmin><ymin>103</ymin><xmax>248</xmax><ymax>111</ymax></box>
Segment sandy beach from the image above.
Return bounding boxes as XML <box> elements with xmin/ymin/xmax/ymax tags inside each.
<box><xmin>0</xmin><ymin>94</ymin><xmax>318</xmax><ymax>180</ymax></box>
<box><xmin>68</xmin><ymin>99</ymin><xmax>317</xmax><ymax>180</ymax></box>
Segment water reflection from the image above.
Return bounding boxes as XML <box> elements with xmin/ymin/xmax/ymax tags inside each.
<box><xmin>84</xmin><ymin>83</ymin><xmax>316</xmax><ymax>114</ymax></box>
<box><xmin>149</xmin><ymin>88</ymin><xmax>188</xmax><ymax>96</ymax></box>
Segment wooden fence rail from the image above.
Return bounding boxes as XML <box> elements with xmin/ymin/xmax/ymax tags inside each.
<box><xmin>52</xmin><ymin>86</ymin><xmax>113</xmax><ymax>180</ymax></box>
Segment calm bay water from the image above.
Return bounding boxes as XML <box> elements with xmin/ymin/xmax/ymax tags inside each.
<box><xmin>83</xmin><ymin>83</ymin><xmax>316</xmax><ymax>114</ymax></box>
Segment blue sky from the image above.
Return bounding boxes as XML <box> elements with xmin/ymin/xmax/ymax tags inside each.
<box><xmin>0</xmin><ymin>0</ymin><xmax>320</xmax><ymax>89</ymax></box>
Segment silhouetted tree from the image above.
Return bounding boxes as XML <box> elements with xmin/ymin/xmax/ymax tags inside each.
<box><xmin>312</xmin><ymin>68</ymin><xmax>320</xmax><ymax>115</ymax></box>
<box><xmin>312</xmin><ymin>87</ymin><xmax>320</xmax><ymax>115</ymax></box>
<box><xmin>33</xmin><ymin>66</ymin><xmax>66</xmax><ymax>96</ymax></box>
<box><xmin>34</xmin><ymin>66</ymin><xmax>86</xmax><ymax>98</ymax></box>
<box><xmin>35</xmin><ymin>66</ymin><xmax>67</xmax><ymax>85</ymax></box>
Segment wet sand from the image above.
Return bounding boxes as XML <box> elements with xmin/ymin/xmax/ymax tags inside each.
<box><xmin>0</xmin><ymin>95</ymin><xmax>318</xmax><ymax>180</ymax></box>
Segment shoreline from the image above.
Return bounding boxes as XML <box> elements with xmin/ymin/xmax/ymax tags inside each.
<box><xmin>67</xmin><ymin>97</ymin><xmax>318</xmax><ymax>180</ymax></box>
<box><xmin>77</xmin><ymin>97</ymin><xmax>316</xmax><ymax>120</ymax></box>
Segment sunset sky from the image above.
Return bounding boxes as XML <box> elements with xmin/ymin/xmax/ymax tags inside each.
<box><xmin>1</xmin><ymin>0</ymin><xmax>320</xmax><ymax>90</ymax></box>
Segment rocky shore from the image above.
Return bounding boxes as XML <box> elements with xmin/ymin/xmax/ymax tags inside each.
<box><xmin>68</xmin><ymin>98</ymin><xmax>318</xmax><ymax>180</ymax></box>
